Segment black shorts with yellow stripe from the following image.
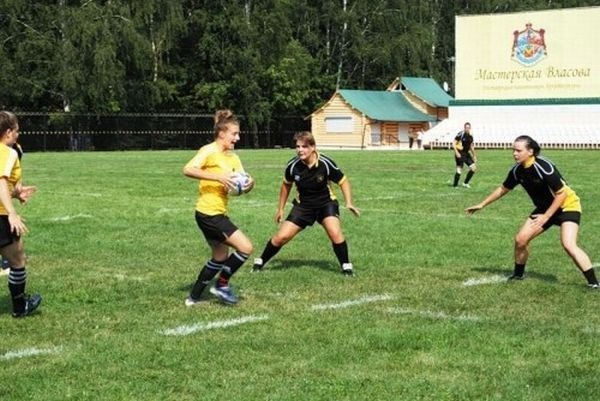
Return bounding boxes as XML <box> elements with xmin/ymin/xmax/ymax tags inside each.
<box><xmin>195</xmin><ymin>211</ymin><xmax>239</xmax><ymax>246</ymax></box>
<box><xmin>530</xmin><ymin>208</ymin><xmax>581</xmax><ymax>231</ymax></box>
<box><xmin>286</xmin><ymin>200</ymin><xmax>340</xmax><ymax>229</ymax></box>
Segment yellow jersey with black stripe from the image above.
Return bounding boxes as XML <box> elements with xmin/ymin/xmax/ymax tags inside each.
<box><xmin>185</xmin><ymin>142</ymin><xmax>243</xmax><ymax>215</ymax></box>
<box><xmin>502</xmin><ymin>156</ymin><xmax>580</xmax><ymax>213</ymax></box>
<box><xmin>0</xmin><ymin>143</ymin><xmax>21</xmax><ymax>216</ymax></box>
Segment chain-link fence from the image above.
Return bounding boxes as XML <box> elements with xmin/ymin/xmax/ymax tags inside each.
<box><xmin>15</xmin><ymin>112</ymin><xmax>309</xmax><ymax>151</ymax></box>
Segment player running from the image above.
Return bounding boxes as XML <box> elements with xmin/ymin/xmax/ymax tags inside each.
<box><xmin>252</xmin><ymin>131</ymin><xmax>359</xmax><ymax>275</ymax></box>
<box><xmin>466</xmin><ymin>135</ymin><xmax>598</xmax><ymax>288</ymax></box>
<box><xmin>183</xmin><ymin>109</ymin><xmax>254</xmax><ymax>306</ymax></box>
<box><xmin>0</xmin><ymin>111</ymin><xmax>41</xmax><ymax>317</ymax></box>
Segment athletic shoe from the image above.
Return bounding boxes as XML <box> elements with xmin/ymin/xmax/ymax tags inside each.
<box><xmin>210</xmin><ymin>285</ymin><xmax>238</xmax><ymax>305</ymax></box>
<box><xmin>588</xmin><ymin>283</ymin><xmax>599</xmax><ymax>289</ymax></box>
<box><xmin>508</xmin><ymin>274</ymin><xmax>525</xmax><ymax>281</ymax></box>
<box><xmin>12</xmin><ymin>294</ymin><xmax>42</xmax><ymax>318</ymax></box>
<box><xmin>252</xmin><ymin>258</ymin><xmax>263</xmax><ymax>272</ymax></box>
<box><xmin>341</xmin><ymin>263</ymin><xmax>354</xmax><ymax>276</ymax></box>
<box><xmin>184</xmin><ymin>296</ymin><xmax>203</xmax><ymax>307</ymax></box>
<box><xmin>462</xmin><ymin>183</ymin><xmax>471</xmax><ymax>188</ymax></box>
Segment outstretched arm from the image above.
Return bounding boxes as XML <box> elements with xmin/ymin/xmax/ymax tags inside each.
<box><xmin>274</xmin><ymin>182</ymin><xmax>293</xmax><ymax>223</ymax></box>
<box><xmin>465</xmin><ymin>185</ymin><xmax>510</xmax><ymax>215</ymax></box>
<box><xmin>339</xmin><ymin>179</ymin><xmax>360</xmax><ymax>217</ymax></box>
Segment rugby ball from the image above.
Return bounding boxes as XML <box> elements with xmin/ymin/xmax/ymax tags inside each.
<box><xmin>228</xmin><ymin>172</ymin><xmax>250</xmax><ymax>196</ymax></box>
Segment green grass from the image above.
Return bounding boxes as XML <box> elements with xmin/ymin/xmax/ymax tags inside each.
<box><xmin>1</xmin><ymin>149</ymin><xmax>600</xmax><ymax>400</ymax></box>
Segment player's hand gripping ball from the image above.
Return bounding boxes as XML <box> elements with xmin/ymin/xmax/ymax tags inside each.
<box><xmin>228</xmin><ymin>172</ymin><xmax>251</xmax><ymax>196</ymax></box>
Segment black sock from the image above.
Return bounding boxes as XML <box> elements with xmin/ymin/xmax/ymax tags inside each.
<box><xmin>464</xmin><ymin>170</ymin><xmax>474</xmax><ymax>184</ymax></box>
<box><xmin>8</xmin><ymin>267</ymin><xmax>26</xmax><ymax>313</ymax></box>
<box><xmin>257</xmin><ymin>240</ymin><xmax>281</xmax><ymax>267</ymax></box>
<box><xmin>453</xmin><ymin>173</ymin><xmax>460</xmax><ymax>187</ymax></box>
<box><xmin>332</xmin><ymin>241</ymin><xmax>350</xmax><ymax>266</ymax></box>
<box><xmin>217</xmin><ymin>251</ymin><xmax>249</xmax><ymax>287</ymax></box>
<box><xmin>190</xmin><ymin>259</ymin><xmax>223</xmax><ymax>300</ymax></box>
<box><xmin>583</xmin><ymin>268</ymin><xmax>599</xmax><ymax>285</ymax></box>
<box><xmin>513</xmin><ymin>263</ymin><xmax>525</xmax><ymax>277</ymax></box>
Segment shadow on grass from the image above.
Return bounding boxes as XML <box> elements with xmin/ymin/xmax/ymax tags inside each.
<box><xmin>471</xmin><ymin>266</ymin><xmax>558</xmax><ymax>283</ymax></box>
<box><xmin>260</xmin><ymin>258</ymin><xmax>337</xmax><ymax>273</ymax></box>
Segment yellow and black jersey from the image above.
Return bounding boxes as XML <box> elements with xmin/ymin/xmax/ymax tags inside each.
<box><xmin>185</xmin><ymin>142</ymin><xmax>243</xmax><ymax>216</ymax></box>
<box><xmin>0</xmin><ymin>143</ymin><xmax>21</xmax><ymax>216</ymax></box>
<box><xmin>502</xmin><ymin>156</ymin><xmax>580</xmax><ymax>213</ymax></box>
<box><xmin>284</xmin><ymin>153</ymin><xmax>346</xmax><ymax>209</ymax></box>
<box><xmin>454</xmin><ymin>131</ymin><xmax>473</xmax><ymax>154</ymax></box>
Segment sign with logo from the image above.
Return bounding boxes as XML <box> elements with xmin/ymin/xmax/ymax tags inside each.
<box><xmin>455</xmin><ymin>7</ymin><xmax>600</xmax><ymax>99</ymax></box>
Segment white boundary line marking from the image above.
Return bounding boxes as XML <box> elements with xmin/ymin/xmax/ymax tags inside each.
<box><xmin>387</xmin><ymin>307</ymin><xmax>484</xmax><ymax>322</ymax></box>
<box><xmin>48</xmin><ymin>213</ymin><xmax>94</xmax><ymax>222</ymax></box>
<box><xmin>311</xmin><ymin>294</ymin><xmax>393</xmax><ymax>311</ymax></box>
<box><xmin>1</xmin><ymin>346</ymin><xmax>63</xmax><ymax>361</ymax></box>
<box><xmin>462</xmin><ymin>275</ymin><xmax>507</xmax><ymax>287</ymax></box>
<box><xmin>161</xmin><ymin>315</ymin><xmax>269</xmax><ymax>336</ymax></box>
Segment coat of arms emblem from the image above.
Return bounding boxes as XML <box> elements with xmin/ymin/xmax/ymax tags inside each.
<box><xmin>511</xmin><ymin>23</ymin><xmax>547</xmax><ymax>66</ymax></box>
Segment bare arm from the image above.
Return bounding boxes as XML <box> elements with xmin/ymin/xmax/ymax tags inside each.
<box><xmin>465</xmin><ymin>185</ymin><xmax>510</xmax><ymax>215</ymax></box>
<box><xmin>274</xmin><ymin>182</ymin><xmax>293</xmax><ymax>223</ymax></box>
<box><xmin>338</xmin><ymin>179</ymin><xmax>360</xmax><ymax>217</ymax></box>
<box><xmin>0</xmin><ymin>178</ymin><xmax>27</xmax><ymax>235</ymax></box>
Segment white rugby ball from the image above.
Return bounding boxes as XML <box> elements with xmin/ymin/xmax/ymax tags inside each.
<box><xmin>228</xmin><ymin>172</ymin><xmax>250</xmax><ymax>196</ymax></box>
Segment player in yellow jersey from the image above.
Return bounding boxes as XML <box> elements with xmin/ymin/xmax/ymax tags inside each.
<box><xmin>183</xmin><ymin>109</ymin><xmax>254</xmax><ymax>305</ymax></box>
<box><xmin>0</xmin><ymin>111</ymin><xmax>40</xmax><ymax>317</ymax></box>
<box><xmin>466</xmin><ymin>135</ymin><xmax>598</xmax><ymax>289</ymax></box>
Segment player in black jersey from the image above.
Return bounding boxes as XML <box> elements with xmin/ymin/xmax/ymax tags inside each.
<box><xmin>466</xmin><ymin>135</ymin><xmax>598</xmax><ymax>288</ymax></box>
<box><xmin>253</xmin><ymin>131</ymin><xmax>360</xmax><ymax>275</ymax></box>
<box><xmin>452</xmin><ymin>122</ymin><xmax>477</xmax><ymax>188</ymax></box>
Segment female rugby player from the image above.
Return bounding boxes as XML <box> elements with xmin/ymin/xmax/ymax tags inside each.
<box><xmin>466</xmin><ymin>135</ymin><xmax>598</xmax><ymax>288</ymax></box>
<box><xmin>0</xmin><ymin>111</ymin><xmax>40</xmax><ymax>317</ymax></box>
<box><xmin>252</xmin><ymin>131</ymin><xmax>359</xmax><ymax>275</ymax></box>
<box><xmin>183</xmin><ymin>109</ymin><xmax>254</xmax><ymax>306</ymax></box>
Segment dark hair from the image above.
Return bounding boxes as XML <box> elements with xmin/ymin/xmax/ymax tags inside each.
<box><xmin>514</xmin><ymin>135</ymin><xmax>541</xmax><ymax>156</ymax></box>
<box><xmin>213</xmin><ymin>109</ymin><xmax>239</xmax><ymax>138</ymax></box>
<box><xmin>0</xmin><ymin>111</ymin><xmax>18</xmax><ymax>136</ymax></box>
<box><xmin>293</xmin><ymin>131</ymin><xmax>316</xmax><ymax>147</ymax></box>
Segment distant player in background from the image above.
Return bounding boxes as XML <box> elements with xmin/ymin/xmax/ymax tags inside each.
<box><xmin>0</xmin><ymin>111</ymin><xmax>41</xmax><ymax>317</ymax></box>
<box><xmin>466</xmin><ymin>135</ymin><xmax>598</xmax><ymax>288</ymax></box>
<box><xmin>452</xmin><ymin>122</ymin><xmax>477</xmax><ymax>188</ymax></box>
<box><xmin>252</xmin><ymin>131</ymin><xmax>360</xmax><ymax>275</ymax></box>
<box><xmin>183</xmin><ymin>109</ymin><xmax>255</xmax><ymax>306</ymax></box>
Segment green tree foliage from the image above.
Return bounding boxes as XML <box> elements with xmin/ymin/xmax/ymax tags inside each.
<box><xmin>1</xmin><ymin>0</ymin><xmax>599</xmax><ymax>124</ymax></box>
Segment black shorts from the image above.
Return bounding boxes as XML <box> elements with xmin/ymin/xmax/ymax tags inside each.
<box><xmin>530</xmin><ymin>209</ymin><xmax>581</xmax><ymax>231</ymax></box>
<box><xmin>286</xmin><ymin>201</ymin><xmax>340</xmax><ymax>229</ymax></box>
<box><xmin>0</xmin><ymin>215</ymin><xmax>20</xmax><ymax>248</ymax></box>
<box><xmin>455</xmin><ymin>153</ymin><xmax>474</xmax><ymax>168</ymax></box>
<box><xmin>195</xmin><ymin>212</ymin><xmax>239</xmax><ymax>246</ymax></box>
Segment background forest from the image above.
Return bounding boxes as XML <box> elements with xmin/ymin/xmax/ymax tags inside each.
<box><xmin>1</xmin><ymin>0</ymin><xmax>598</xmax><ymax>130</ymax></box>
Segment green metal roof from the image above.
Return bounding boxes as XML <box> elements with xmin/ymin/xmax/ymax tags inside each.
<box><xmin>338</xmin><ymin>89</ymin><xmax>435</xmax><ymax>122</ymax></box>
<box><xmin>401</xmin><ymin>77</ymin><xmax>454</xmax><ymax>107</ymax></box>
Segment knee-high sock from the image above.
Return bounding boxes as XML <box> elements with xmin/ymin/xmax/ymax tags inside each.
<box><xmin>332</xmin><ymin>241</ymin><xmax>350</xmax><ymax>266</ymax></box>
<box><xmin>218</xmin><ymin>251</ymin><xmax>249</xmax><ymax>286</ymax></box>
<box><xmin>190</xmin><ymin>259</ymin><xmax>224</xmax><ymax>300</ymax></box>
<box><xmin>8</xmin><ymin>267</ymin><xmax>27</xmax><ymax>313</ymax></box>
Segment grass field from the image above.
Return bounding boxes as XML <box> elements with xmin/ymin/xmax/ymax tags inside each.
<box><xmin>2</xmin><ymin>148</ymin><xmax>600</xmax><ymax>400</ymax></box>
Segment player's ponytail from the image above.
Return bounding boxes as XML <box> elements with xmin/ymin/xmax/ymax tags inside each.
<box><xmin>213</xmin><ymin>109</ymin><xmax>238</xmax><ymax>138</ymax></box>
<box><xmin>515</xmin><ymin>135</ymin><xmax>541</xmax><ymax>156</ymax></box>
<box><xmin>0</xmin><ymin>111</ymin><xmax>18</xmax><ymax>137</ymax></box>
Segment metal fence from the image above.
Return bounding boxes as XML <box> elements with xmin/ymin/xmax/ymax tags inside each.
<box><xmin>15</xmin><ymin>112</ymin><xmax>310</xmax><ymax>151</ymax></box>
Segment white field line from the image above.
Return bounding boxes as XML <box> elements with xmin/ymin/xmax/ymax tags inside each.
<box><xmin>1</xmin><ymin>346</ymin><xmax>63</xmax><ymax>361</ymax></box>
<box><xmin>161</xmin><ymin>315</ymin><xmax>269</xmax><ymax>336</ymax></box>
<box><xmin>48</xmin><ymin>213</ymin><xmax>93</xmax><ymax>222</ymax></box>
<box><xmin>462</xmin><ymin>275</ymin><xmax>507</xmax><ymax>287</ymax></box>
<box><xmin>50</xmin><ymin>191</ymin><xmax>103</xmax><ymax>198</ymax></box>
<box><xmin>386</xmin><ymin>307</ymin><xmax>484</xmax><ymax>322</ymax></box>
<box><xmin>157</xmin><ymin>207</ymin><xmax>188</xmax><ymax>214</ymax></box>
<box><xmin>311</xmin><ymin>294</ymin><xmax>394</xmax><ymax>311</ymax></box>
